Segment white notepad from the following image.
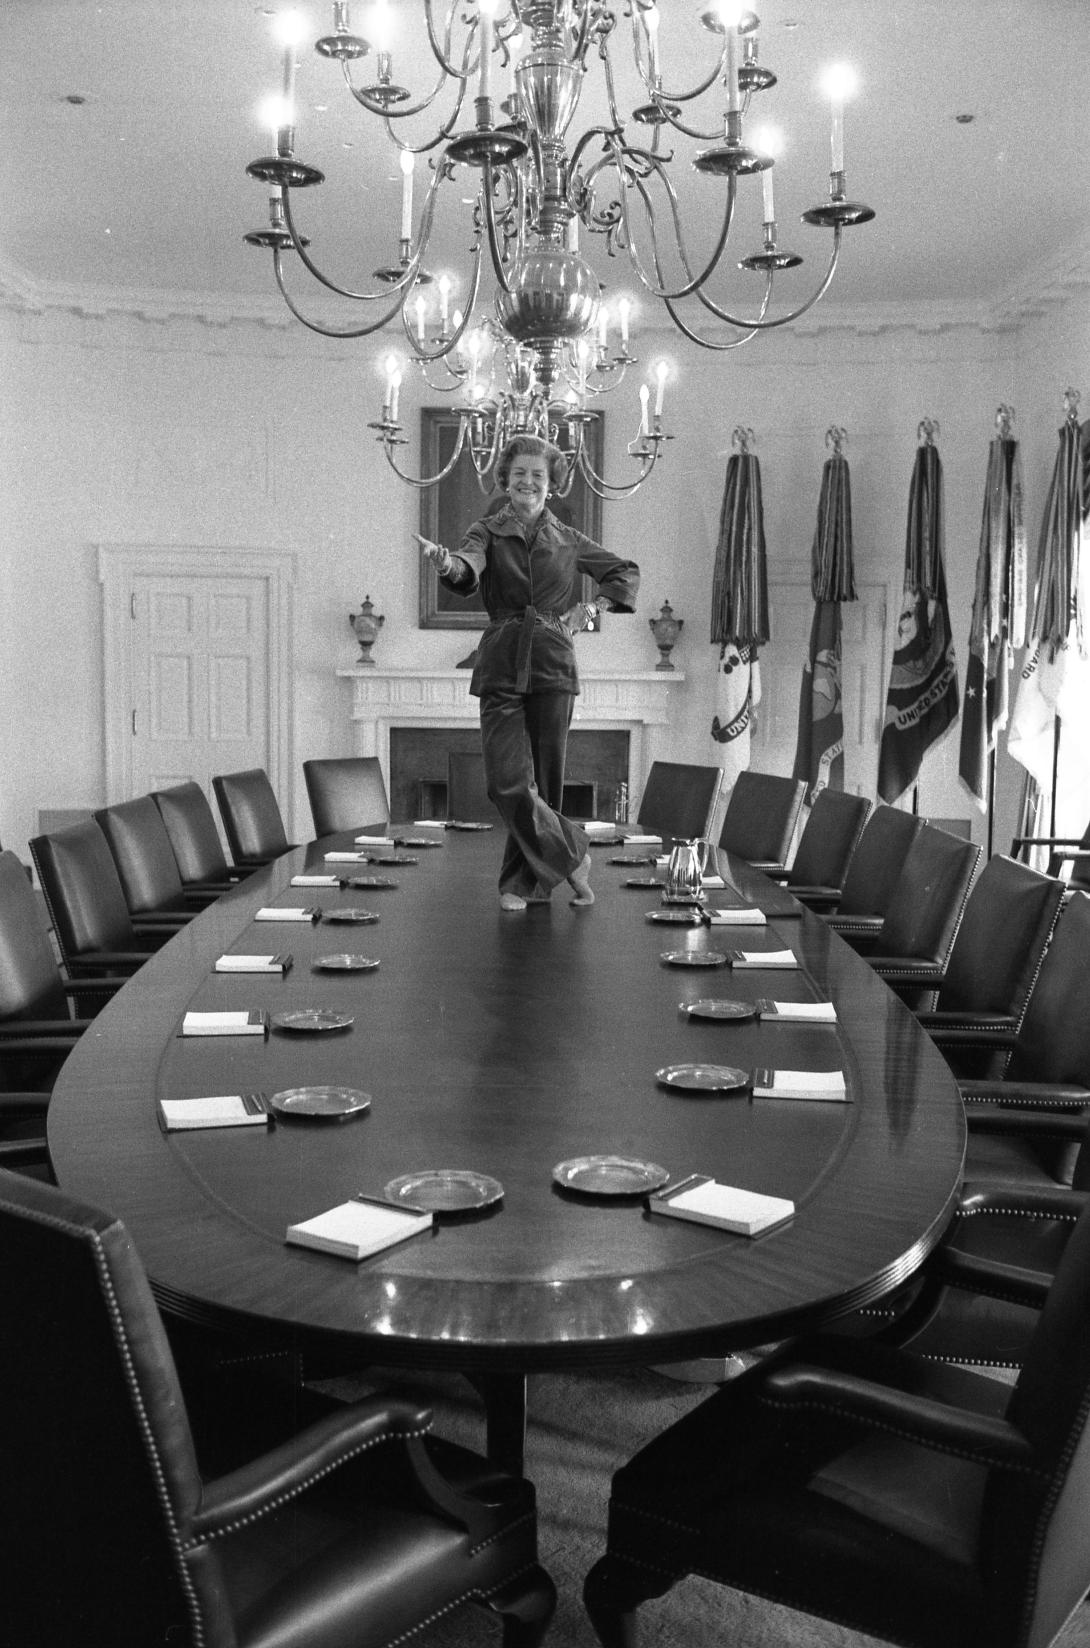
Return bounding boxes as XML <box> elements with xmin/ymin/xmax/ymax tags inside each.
<box><xmin>324</xmin><ymin>851</ymin><xmax>371</xmax><ymax>863</ymax></box>
<box><xmin>254</xmin><ymin>906</ymin><xmax>319</xmax><ymax>922</ymax></box>
<box><xmin>286</xmin><ymin>1196</ymin><xmax>434</xmax><ymax>1261</ymax></box>
<box><xmin>758</xmin><ymin>1000</ymin><xmax>837</xmax><ymax>1023</ymax></box>
<box><xmin>214</xmin><ymin>954</ymin><xmax>290</xmax><ymax>974</ymax></box>
<box><xmin>649</xmin><ymin>1176</ymin><xmax>795</xmax><ymax>1237</ymax></box>
<box><xmin>353</xmin><ymin>836</ymin><xmax>396</xmax><ymax>846</ymax></box>
<box><xmin>624</xmin><ymin>834</ymin><xmax>662</xmax><ymax>845</ymax></box>
<box><xmin>752</xmin><ymin>1069</ymin><xmax>848</xmax><ymax>1101</ymax></box>
<box><xmin>584</xmin><ymin>820</ymin><xmax>620</xmax><ymax>834</ymax></box>
<box><xmin>180</xmin><ymin>1010</ymin><xmax>266</xmax><ymax>1037</ymax></box>
<box><xmin>291</xmin><ymin>873</ymin><xmax>339</xmax><ymax>887</ymax></box>
<box><xmin>413</xmin><ymin>820</ymin><xmax>447</xmax><ymax>828</ymax></box>
<box><xmin>707</xmin><ymin>907</ymin><xmax>767</xmax><ymax>926</ymax></box>
<box><xmin>158</xmin><ymin>1093</ymin><xmax>270</xmax><ymax>1130</ymax></box>
<box><xmin>701</xmin><ymin>875</ymin><xmax>726</xmax><ymax>888</ymax></box>
<box><xmin>728</xmin><ymin>949</ymin><xmax>798</xmax><ymax>969</ymax></box>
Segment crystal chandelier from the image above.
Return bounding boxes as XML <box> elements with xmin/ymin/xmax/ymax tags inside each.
<box><xmin>245</xmin><ymin>1</ymin><xmax>873</xmax><ymax>499</ymax></box>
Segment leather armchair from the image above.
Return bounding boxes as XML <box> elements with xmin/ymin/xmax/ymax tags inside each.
<box><xmin>717</xmin><ymin>771</ymin><xmax>804</xmax><ymax>870</ymax></box>
<box><xmin>29</xmin><ymin>821</ymin><xmax>177</xmax><ymax>980</ymax></box>
<box><xmin>806</xmin><ymin>803</ymin><xmax>922</xmax><ymax>918</ymax></box>
<box><xmin>635</xmin><ymin>761</ymin><xmax>723</xmax><ymax>845</ymax></box>
<box><xmin>2</xmin><ymin>1169</ymin><xmax>556</xmax><ymax>1648</ymax></box>
<box><xmin>304</xmin><ymin>755</ymin><xmax>391</xmax><ymax>836</ymax></box>
<box><xmin>831</xmin><ymin>825</ymin><xmax>981</xmax><ymax>1006</ymax></box>
<box><xmin>95</xmin><ymin>795</ymin><xmax>220</xmax><ymax>924</ymax></box>
<box><xmin>585</xmin><ymin>1199</ymin><xmax>1090</xmax><ymax>1648</ymax></box>
<box><xmin>153</xmin><ymin>779</ymin><xmax>250</xmax><ymax>893</ymax></box>
<box><xmin>770</xmin><ymin>789</ymin><xmax>870</xmax><ymax>900</ymax></box>
<box><xmin>213</xmin><ymin>766</ymin><xmax>298</xmax><ymax>868</ymax></box>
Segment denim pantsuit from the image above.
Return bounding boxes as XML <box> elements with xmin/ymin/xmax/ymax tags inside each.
<box><xmin>441</xmin><ymin>504</ymin><xmax>640</xmax><ymax>898</ymax></box>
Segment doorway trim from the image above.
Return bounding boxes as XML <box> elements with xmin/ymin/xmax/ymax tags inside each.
<box><xmin>97</xmin><ymin>544</ymin><xmax>297</xmax><ymax>804</ymax></box>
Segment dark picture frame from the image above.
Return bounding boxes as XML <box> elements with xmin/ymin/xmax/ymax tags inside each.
<box><xmin>418</xmin><ymin>407</ymin><xmax>605</xmax><ymax>629</ymax></box>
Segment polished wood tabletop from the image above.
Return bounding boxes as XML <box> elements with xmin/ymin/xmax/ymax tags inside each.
<box><xmin>49</xmin><ymin>825</ymin><xmax>965</xmax><ymax>1464</ymax></box>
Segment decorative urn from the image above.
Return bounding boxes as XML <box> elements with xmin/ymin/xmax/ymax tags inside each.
<box><xmin>649</xmin><ymin>600</ymin><xmax>683</xmax><ymax>670</ymax></box>
<box><xmin>349</xmin><ymin>596</ymin><xmax>385</xmax><ymax>667</ymax></box>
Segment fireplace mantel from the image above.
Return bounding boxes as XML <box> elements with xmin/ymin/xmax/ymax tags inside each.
<box><xmin>337</xmin><ymin>666</ymin><xmax>686</xmax><ymax>798</ymax></box>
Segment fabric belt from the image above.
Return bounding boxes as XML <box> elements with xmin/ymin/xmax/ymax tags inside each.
<box><xmin>492</xmin><ymin>606</ymin><xmax>567</xmax><ymax>693</ymax></box>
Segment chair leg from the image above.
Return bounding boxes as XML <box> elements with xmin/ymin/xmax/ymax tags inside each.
<box><xmin>584</xmin><ymin>1556</ymin><xmax>677</xmax><ymax>1648</ymax></box>
<box><xmin>488</xmin><ymin>1565</ymin><xmax>558</xmax><ymax>1647</ymax></box>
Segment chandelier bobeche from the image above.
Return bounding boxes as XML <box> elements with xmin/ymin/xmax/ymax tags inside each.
<box><xmin>246</xmin><ymin>1</ymin><xmax>873</xmax><ymax>498</ymax></box>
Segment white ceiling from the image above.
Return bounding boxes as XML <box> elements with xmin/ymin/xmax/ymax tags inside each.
<box><xmin>1</xmin><ymin>0</ymin><xmax>1087</xmax><ymax>323</ymax></box>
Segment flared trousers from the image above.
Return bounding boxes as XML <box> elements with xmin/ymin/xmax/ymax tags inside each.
<box><xmin>478</xmin><ymin>687</ymin><xmax>589</xmax><ymax>897</ymax></box>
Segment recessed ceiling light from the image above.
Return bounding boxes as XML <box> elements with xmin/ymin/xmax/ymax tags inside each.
<box><xmin>955</xmin><ymin>112</ymin><xmax>975</xmax><ymax>124</ymax></box>
<box><xmin>63</xmin><ymin>93</ymin><xmax>87</xmax><ymax>105</ymax></box>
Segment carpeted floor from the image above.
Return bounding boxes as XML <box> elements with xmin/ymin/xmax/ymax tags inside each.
<box><xmin>317</xmin><ymin>1361</ymin><xmax>1090</xmax><ymax>1648</ymax></box>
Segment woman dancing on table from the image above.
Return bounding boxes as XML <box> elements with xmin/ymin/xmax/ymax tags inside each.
<box><xmin>416</xmin><ymin>434</ymin><xmax>640</xmax><ymax>911</ymax></box>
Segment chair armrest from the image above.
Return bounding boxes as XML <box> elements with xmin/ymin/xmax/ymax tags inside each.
<box><xmin>866</xmin><ymin>960</ymin><xmax>946</xmax><ymax>985</ymax></box>
<box><xmin>131</xmin><ymin>913</ymin><xmax>192</xmax><ymax>931</ymax></box>
<box><xmin>961</xmin><ymin>1079</ymin><xmax>1090</xmax><ymax>1112</ymax></box>
<box><xmin>0</xmin><ymin>1137</ymin><xmax>49</xmax><ymax>1165</ymax></box>
<box><xmin>749</xmin><ymin>860</ymin><xmax>786</xmax><ymax>874</ymax></box>
<box><xmin>0</xmin><ymin>1093</ymin><xmax>50</xmax><ymax>1118</ymax></box>
<box><xmin>959</xmin><ymin>1182</ymin><xmax>1088</xmax><ymax>1223</ymax></box>
<box><xmin>966</xmin><ymin>1108</ymin><xmax>1087</xmax><ymax>1143</ymax></box>
<box><xmin>927</xmin><ymin>1024</ymin><xmax>1019</xmax><ymax>1052</ymax></box>
<box><xmin>760</xmin><ymin>1359</ymin><xmax>1036</xmax><ymax>1470</ymax></box>
<box><xmin>0</xmin><ymin>1035</ymin><xmax>81</xmax><ymax>1057</ymax></box>
<box><xmin>0</xmin><ymin>1020</ymin><xmax>89</xmax><ymax>1039</ymax></box>
<box><xmin>923</xmin><ymin>1247</ymin><xmax>1054</xmax><ymax>1311</ymax></box>
<box><xmin>1011</xmin><ymin>834</ymin><xmax>1084</xmax><ymax>850</ymax></box>
<box><xmin>190</xmin><ymin>1396</ymin><xmax>491</xmax><ymax>1544</ymax></box>
<box><xmin>787</xmin><ymin>885</ymin><xmax>842</xmax><ymax>909</ymax></box>
<box><xmin>67</xmin><ymin>952</ymin><xmax>150</xmax><ymax>973</ymax></box>
<box><xmin>822</xmin><ymin>913</ymin><xmax>883</xmax><ymax>935</ymax></box>
<box><xmin>917</xmin><ymin>1011</ymin><xmax>1016</xmax><ymax>1035</ymax></box>
<box><xmin>61</xmin><ymin>977</ymin><xmax>128</xmax><ymax>999</ymax></box>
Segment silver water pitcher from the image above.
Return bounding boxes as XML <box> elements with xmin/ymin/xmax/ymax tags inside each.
<box><xmin>663</xmin><ymin>838</ymin><xmax>710</xmax><ymax>905</ymax></box>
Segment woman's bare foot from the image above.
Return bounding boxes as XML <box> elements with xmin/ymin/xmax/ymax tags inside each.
<box><xmin>500</xmin><ymin>892</ymin><xmax>528</xmax><ymax>911</ymax></box>
<box><xmin>568</xmin><ymin>852</ymin><xmax>595</xmax><ymax>907</ymax></box>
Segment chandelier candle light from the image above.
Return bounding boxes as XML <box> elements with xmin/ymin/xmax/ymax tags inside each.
<box><xmin>246</xmin><ymin>2</ymin><xmax>874</xmax><ymax>499</ymax></box>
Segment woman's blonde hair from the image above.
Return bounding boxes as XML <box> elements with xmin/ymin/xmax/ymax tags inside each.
<box><xmin>496</xmin><ymin>434</ymin><xmax>567</xmax><ymax>492</ymax></box>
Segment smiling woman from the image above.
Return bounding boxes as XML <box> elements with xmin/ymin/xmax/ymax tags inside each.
<box><xmin>415</xmin><ymin>432</ymin><xmax>640</xmax><ymax>910</ymax></box>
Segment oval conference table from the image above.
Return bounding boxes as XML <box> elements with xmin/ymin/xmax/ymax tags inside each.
<box><xmin>49</xmin><ymin>823</ymin><xmax>966</xmax><ymax>1476</ymax></box>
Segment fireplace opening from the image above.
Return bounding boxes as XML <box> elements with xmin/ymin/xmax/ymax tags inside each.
<box><xmin>389</xmin><ymin>727</ymin><xmax>630</xmax><ymax>822</ymax></box>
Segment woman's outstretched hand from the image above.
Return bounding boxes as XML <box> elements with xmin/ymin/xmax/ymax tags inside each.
<box><xmin>413</xmin><ymin>532</ymin><xmax>452</xmax><ymax>576</ymax></box>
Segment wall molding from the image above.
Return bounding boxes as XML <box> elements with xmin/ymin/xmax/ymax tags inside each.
<box><xmin>3</xmin><ymin>231</ymin><xmax>1089</xmax><ymax>346</ymax></box>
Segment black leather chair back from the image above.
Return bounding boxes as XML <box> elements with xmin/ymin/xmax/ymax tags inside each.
<box><xmin>937</xmin><ymin>854</ymin><xmax>1066</xmax><ymax>1018</ymax></box>
<box><xmin>0</xmin><ymin>1168</ymin><xmax>556</xmax><ymax>1648</ymax></box>
<box><xmin>1011</xmin><ymin>889</ymin><xmax>1090</xmax><ymax>1086</ymax></box>
<box><xmin>93</xmin><ymin>796</ymin><xmax>188</xmax><ymax>916</ymax></box>
<box><xmin>835</xmin><ymin>805</ymin><xmax>923</xmax><ymax>917</ymax></box>
<box><xmin>637</xmin><ymin>762</ymin><xmax>723</xmax><ymax>843</ymax></box>
<box><xmin>786</xmin><ymin>791</ymin><xmax>870</xmax><ymax>889</ymax></box>
<box><xmin>153</xmin><ymin>781</ymin><xmax>232</xmax><ymax>883</ymax></box>
<box><xmin>877</xmin><ymin>824</ymin><xmax>981</xmax><ymax>964</ymax></box>
<box><xmin>0</xmin><ymin>850</ymin><xmax>68</xmax><ymax>1022</ymax></box>
<box><xmin>0</xmin><ymin>1171</ymin><xmax>199</xmax><ymax>1646</ymax></box>
<box><xmin>303</xmin><ymin>756</ymin><xmax>390</xmax><ymax>836</ymax></box>
<box><xmin>212</xmin><ymin>767</ymin><xmax>290</xmax><ymax>864</ymax></box>
<box><xmin>29</xmin><ymin>822</ymin><xmax>140</xmax><ymax>964</ymax></box>
<box><xmin>717</xmin><ymin>771</ymin><xmax>805</xmax><ymax>865</ymax></box>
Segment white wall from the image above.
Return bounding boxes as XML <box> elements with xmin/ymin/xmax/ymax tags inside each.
<box><xmin>1</xmin><ymin>283</ymin><xmax>1084</xmax><ymax>859</ymax></box>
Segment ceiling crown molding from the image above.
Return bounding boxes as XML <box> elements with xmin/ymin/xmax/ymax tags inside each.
<box><xmin>1</xmin><ymin>235</ymin><xmax>1088</xmax><ymax>341</ymax></box>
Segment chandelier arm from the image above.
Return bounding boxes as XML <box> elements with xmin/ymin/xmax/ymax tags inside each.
<box><xmin>278</xmin><ymin>168</ymin><xmax>444</xmax><ymax>302</ymax></box>
<box><xmin>686</xmin><ymin>229</ymin><xmax>844</xmax><ymax>333</ymax></box>
<box><xmin>608</xmin><ymin>141</ymin><xmax>739</xmax><ymax>302</ymax></box>
<box><xmin>662</xmin><ymin>292</ymin><xmax>763</xmax><ymax>350</ymax></box>
<box><xmin>403</xmin><ymin>237</ymin><xmax>486</xmax><ymax>364</ymax></box>
<box><xmin>271</xmin><ymin>253</ymin><xmax>408</xmax><ymax>338</ymax></box>
<box><xmin>652</xmin><ymin>104</ymin><xmax>731</xmax><ymax>142</ymax></box>
<box><xmin>576</xmin><ymin>445</ymin><xmax>661</xmax><ymax>501</ymax></box>
<box><xmin>626</xmin><ymin>3</ymin><xmax>728</xmax><ymax>106</ymax></box>
<box><xmin>423</xmin><ymin>0</ymin><xmax>474</xmax><ymax>82</ymax></box>
<box><xmin>481</xmin><ymin>159</ymin><xmax>518</xmax><ymax>296</ymax></box>
<box><xmin>378</xmin><ymin>421</ymin><xmax>471</xmax><ymax>489</ymax></box>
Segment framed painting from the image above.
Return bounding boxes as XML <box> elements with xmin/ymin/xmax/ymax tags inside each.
<box><xmin>418</xmin><ymin>407</ymin><xmax>605</xmax><ymax>629</ymax></box>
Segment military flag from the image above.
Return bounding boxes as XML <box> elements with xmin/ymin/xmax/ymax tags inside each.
<box><xmin>877</xmin><ymin>434</ymin><xmax>960</xmax><ymax>804</ymax></box>
<box><xmin>958</xmin><ymin>421</ymin><xmax>1027</xmax><ymax>810</ymax></box>
<box><xmin>711</xmin><ymin>430</ymin><xmax>769</xmax><ymax>801</ymax></box>
<box><xmin>792</xmin><ymin>436</ymin><xmax>855</xmax><ymax>801</ymax></box>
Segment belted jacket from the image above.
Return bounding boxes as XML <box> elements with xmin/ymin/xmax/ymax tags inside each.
<box><xmin>441</xmin><ymin>504</ymin><xmax>640</xmax><ymax>698</ymax></box>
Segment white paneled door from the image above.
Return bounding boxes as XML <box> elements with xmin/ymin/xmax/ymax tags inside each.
<box><xmin>98</xmin><ymin>546</ymin><xmax>295</xmax><ymax>812</ymax></box>
<box><xmin>130</xmin><ymin>575</ymin><xmax>270</xmax><ymax>796</ymax></box>
<box><xmin>751</xmin><ymin>573</ymin><xmax>889</xmax><ymax>797</ymax></box>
